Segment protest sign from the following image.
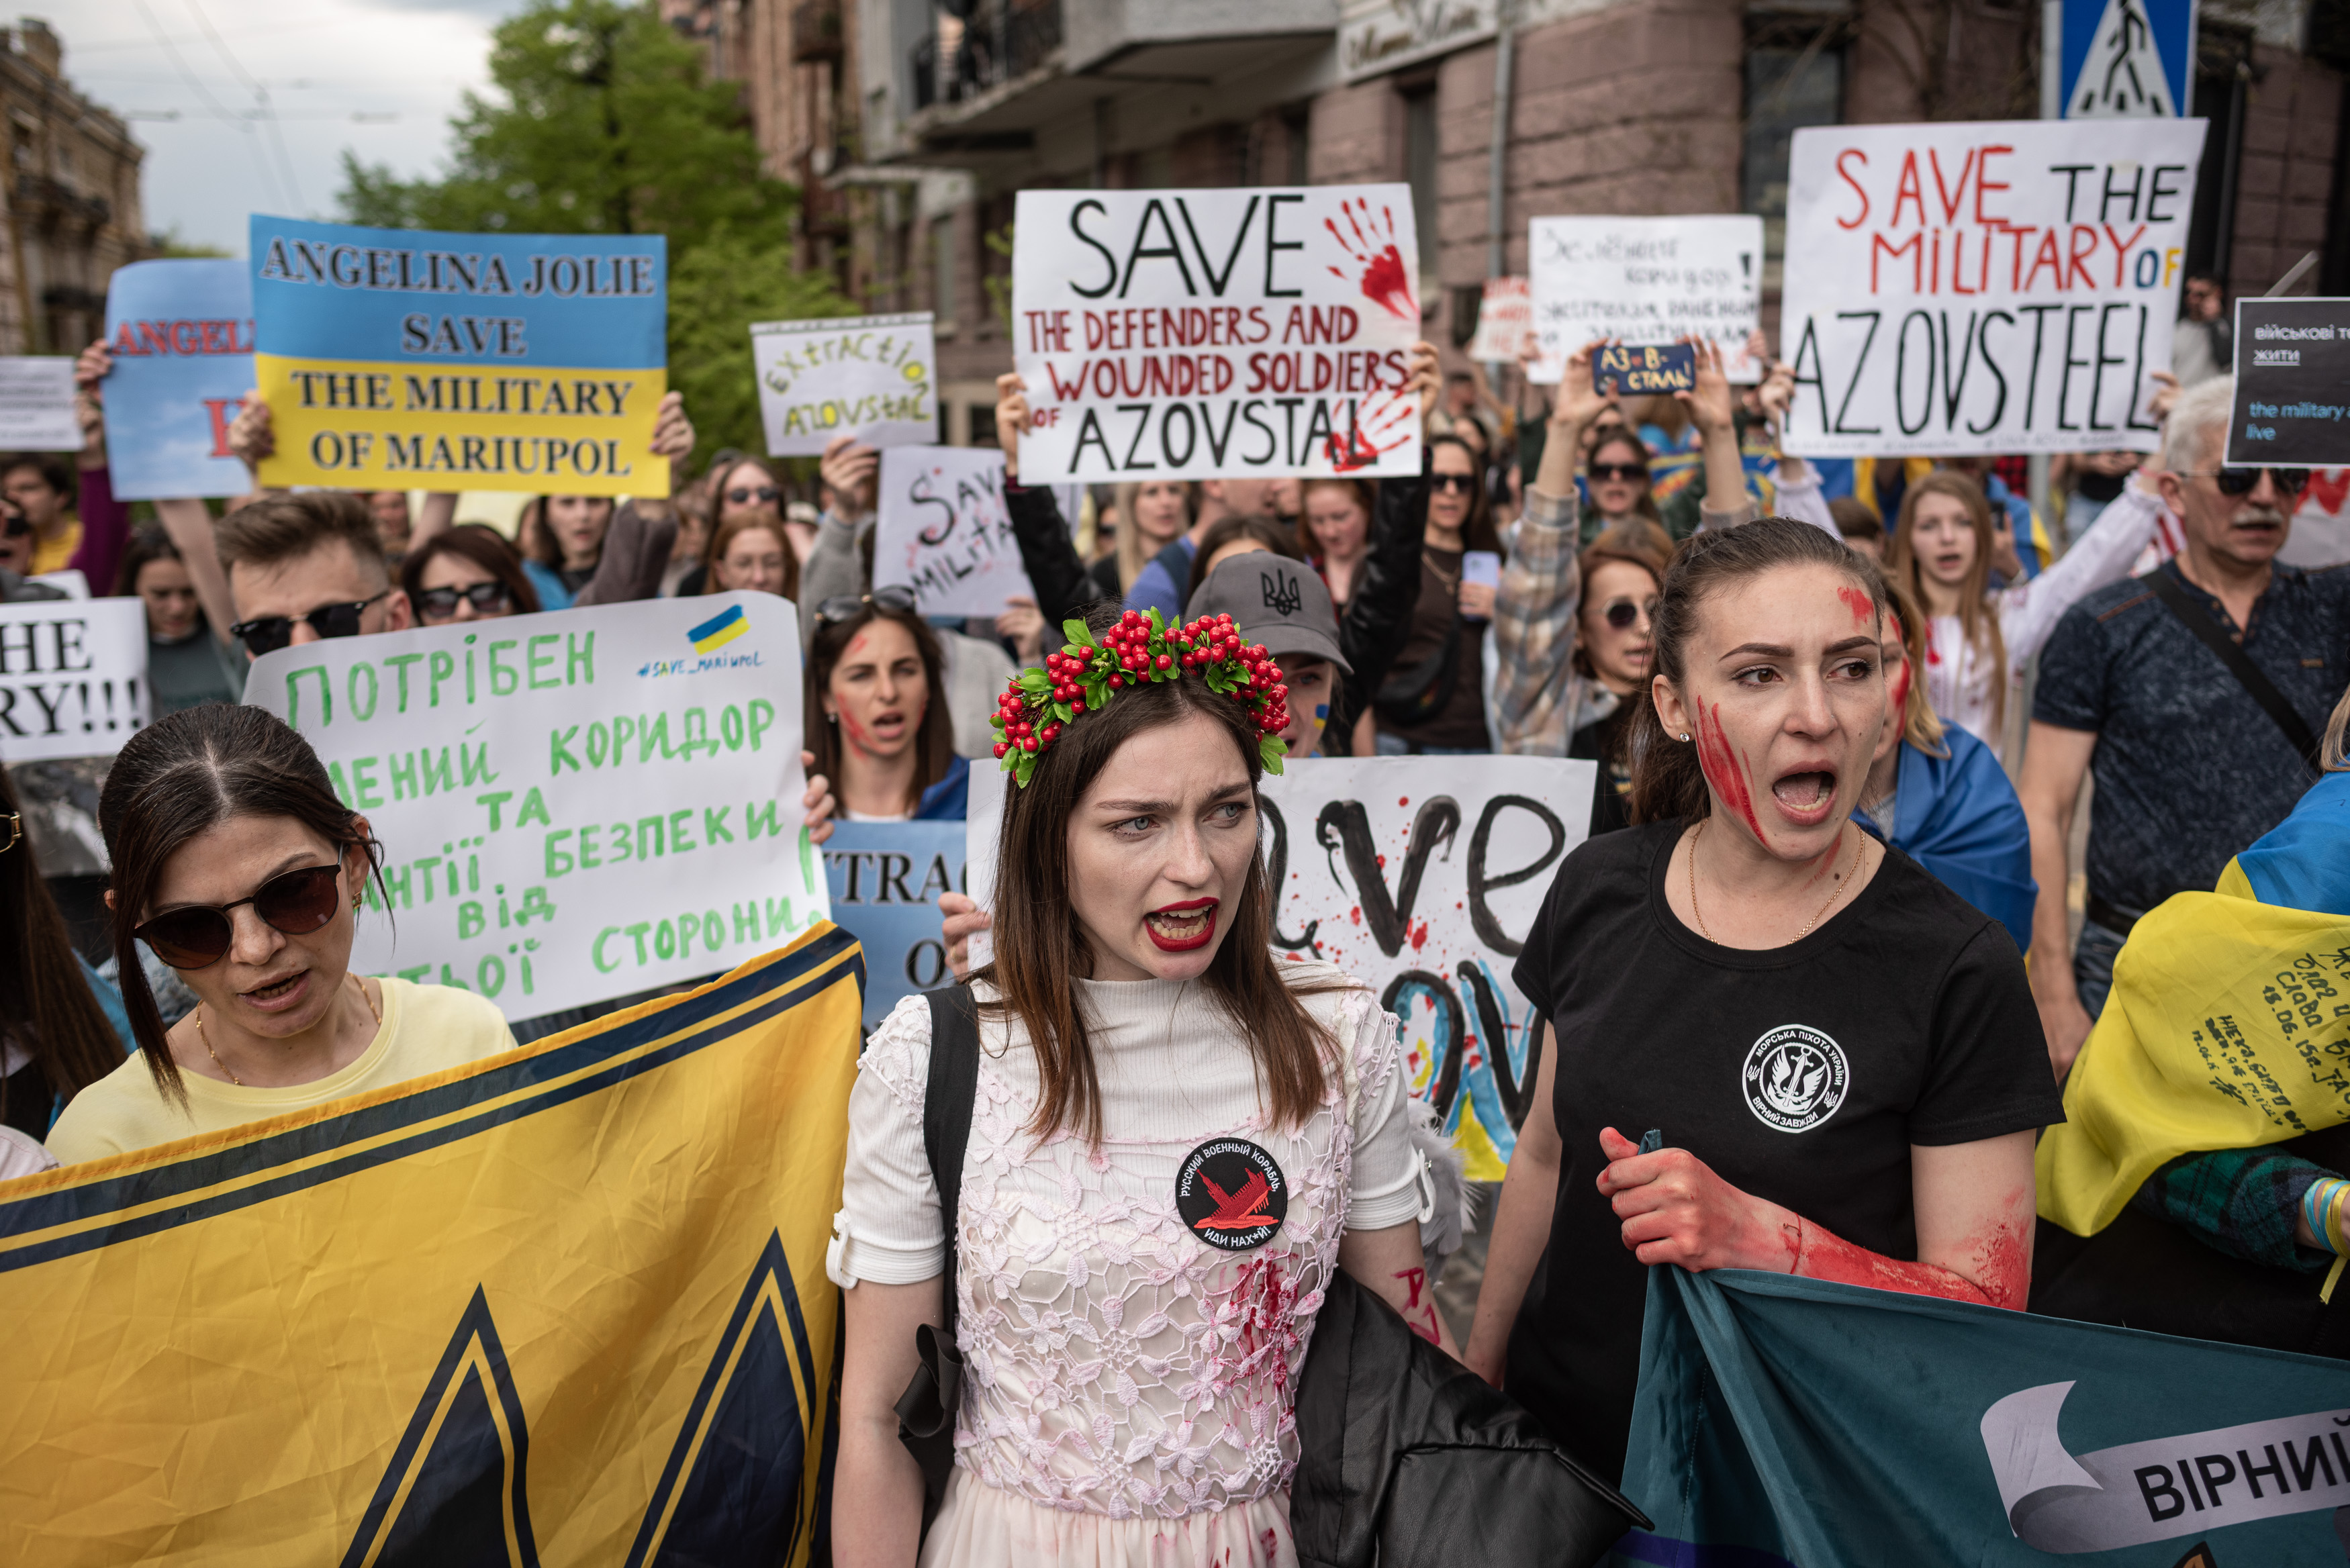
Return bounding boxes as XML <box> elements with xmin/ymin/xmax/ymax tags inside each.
<box><xmin>1614</xmin><ymin>1265</ymin><xmax>2350</xmax><ymax>1567</ymax></box>
<box><xmin>823</xmin><ymin>821</ymin><xmax>963</xmax><ymax>1029</ymax></box>
<box><xmin>1466</xmin><ymin>276</ymin><xmax>1529</xmax><ymax>363</ymax></box>
<box><xmin>963</xmin><ymin>754</ymin><xmax>1593</xmax><ymax>1179</ymax></box>
<box><xmin>872</xmin><ymin>446</ymin><xmax>1036</xmax><ymax>618</ymax></box>
<box><xmin>1010</xmin><ymin>185</ymin><xmax>1424</xmax><ymax>483</ymax></box>
<box><xmin>753</xmin><ymin>311</ymin><xmax>936</xmax><ymax>455</ymax></box>
<box><xmin>244</xmin><ymin>592</ymin><xmax>828</xmax><ymax>1018</ymax></box>
<box><xmin>2226</xmin><ymin>297</ymin><xmax>2350</xmax><ymax>467</ymax></box>
<box><xmin>1779</xmin><ymin>118</ymin><xmax>2206</xmax><ymax>456</ymax></box>
<box><xmin>250</xmin><ymin>215</ymin><xmax>667</xmax><ymax>497</ymax></box>
<box><xmin>0</xmin><ymin>358</ymin><xmax>77</xmax><ymax>450</ymax></box>
<box><xmin>1528</xmin><ymin>215</ymin><xmax>1764</xmax><ymax>383</ymax></box>
<box><xmin>0</xmin><ymin>932</ymin><xmax>859</xmax><ymax>1567</ymax></box>
<box><xmin>0</xmin><ymin>598</ymin><xmax>148</xmax><ymax>765</ymax></box>
<box><xmin>100</xmin><ymin>258</ymin><xmax>255</xmax><ymax>500</ymax></box>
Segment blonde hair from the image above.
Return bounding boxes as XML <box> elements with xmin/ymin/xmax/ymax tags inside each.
<box><xmin>1113</xmin><ymin>479</ymin><xmax>1194</xmax><ymax>592</ymax></box>
<box><xmin>1886</xmin><ymin>471</ymin><xmax>2010</xmax><ymax>736</ymax></box>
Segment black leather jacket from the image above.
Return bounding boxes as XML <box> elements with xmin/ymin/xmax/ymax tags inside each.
<box><xmin>1290</xmin><ymin>1271</ymin><xmax>1646</xmax><ymax>1568</ymax></box>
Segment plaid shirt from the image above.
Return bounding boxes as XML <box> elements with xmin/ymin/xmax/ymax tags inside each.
<box><xmin>2130</xmin><ymin>1145</ymin><xmax>2337</xmax><ymax>1273</ymax></box>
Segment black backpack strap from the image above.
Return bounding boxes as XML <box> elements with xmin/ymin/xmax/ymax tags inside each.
<box><xmin>894</xmin><ymin>984</ymin><xmax>980</xmax><ymax>1526</ymax></box>
<box><xmin>2147</xmin><ymin>567</ymin><xmax>2322</xmax><ymax>771</ymax></box>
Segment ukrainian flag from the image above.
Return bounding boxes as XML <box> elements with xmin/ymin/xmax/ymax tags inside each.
<box><xmin>690</xmin><ymin>603</ymin><xmax>749</xmax><ymax>654</ymax></box>
<box><xmin>0</xmin><ymin>924</ymin><xmax>863</xmax><ymax>1565</ymax></box>
<box><xmin>2039</xmin><ymin>768</ymin><xmax>2350</xmax><ymax>1237</ymax></box>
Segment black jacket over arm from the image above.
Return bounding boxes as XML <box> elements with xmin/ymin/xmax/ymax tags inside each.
<box><xmin>1329</xmin><ymin>466</ymin><xmax>1429</xmax><ymax>746</ymax></box>
<box><xmin>1004</xmin><ymin>483</ymin><xmax>1098</xmax><ymax>627</ymax></box>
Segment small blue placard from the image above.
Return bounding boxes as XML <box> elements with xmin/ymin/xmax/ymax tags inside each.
<box><xmin>822</xmin><ymin>821</ymin><xmax>966</xmax><ymax>1030</ymax></box>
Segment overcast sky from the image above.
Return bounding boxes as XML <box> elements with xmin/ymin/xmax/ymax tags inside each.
<box><xmin>60</xmin><ymin>0</ymin><xmax>528</xmax><ymax>256</ymax></box>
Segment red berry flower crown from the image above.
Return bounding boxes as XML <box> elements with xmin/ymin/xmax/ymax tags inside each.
<box><xmin>990</xmin><ymin>609</ymin><xmax>1291</xmax><ymax>787</ymax></box>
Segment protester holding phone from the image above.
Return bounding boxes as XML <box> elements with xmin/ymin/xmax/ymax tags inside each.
<box><xmin>45</xmin><ymin>704</ymin><xmax>517</xmax><ymax>1163</ymax></box>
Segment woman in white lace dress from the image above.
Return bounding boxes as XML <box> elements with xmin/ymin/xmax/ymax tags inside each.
<box><xmin>829</xmin><ymin>603</ymin><xmax>1448</xmax><ymax>1567</ymax></box>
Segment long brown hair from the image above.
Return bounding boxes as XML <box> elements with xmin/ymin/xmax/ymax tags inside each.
<box><xmin>1628</xmin><ymin>518</ymin><xmax>1886</xmax><ymax>824</ymax></box>
<box><xmin>982</xmin><ymin>602</ymin><xmax>1338</xmax><ymax>1143</ymax></box>
<box><xmin>1572</xmin><ymin>518</ymin><xmax>1673</xmax><ymax>681</ymax></box>
<box><xmin>1887</xmin><ymin>470</ymin><xmax>2009</xmax><ymax>731</ymax></box>
<box><xmin>803</xmin><ymin>601</ymin><xmax>955</xmax><ymax>816</ymax></box>
<box><xmin>1115</xmin><ymin>479</ymin><xmax>1196</xmax><ymax>592</ymax></box>
<box><xmin>97</xmin><ymin>705</ymin><xmax>387</xmax><ymax>1104</ymax></box>
<box><xmin>1868</xmin><ymin>565</ymin><xmax>1948</xmax><ymax>758</ymax></box>
<box><xmin>0</xmin><ymin>768</ymin><xmax>123</xmax><ymax>1126</ymax></box>
<box><xmin>702</xmin><ymin>513</ymin><xmax>803</xmax><ymax>601</ymax></box>
<box><xmin>1586</xmin><ymin>428</ymin><xmax>1664</xmax><ymax>525</ymax></box>
<box><xmin>1425</xmin><ymin>433</ymin><xmax>1503</xmax><ymax>554</ymax></box>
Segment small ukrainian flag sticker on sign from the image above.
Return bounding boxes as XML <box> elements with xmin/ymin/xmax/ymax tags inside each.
<box><xmin>690</xmin><ymin>604</ymin><xmax>749</xmax><ymax>653</ymax></box>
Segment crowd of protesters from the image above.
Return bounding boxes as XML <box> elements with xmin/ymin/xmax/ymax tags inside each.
<box><xmin>7</xmin><ymin>257</ymin><xmax>2350</xmax><ymax>1565</ymax></box>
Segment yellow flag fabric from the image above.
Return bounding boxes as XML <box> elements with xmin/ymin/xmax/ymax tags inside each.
<box><xmin>2037</xmin><ymin>882</ymin><xmax>2350</xmax><ymax>1236</ymax></box>
<box><xmin>0</xmin><ymin>922</ymin><xmax>863</xmax><ymax>1566</ymax></box>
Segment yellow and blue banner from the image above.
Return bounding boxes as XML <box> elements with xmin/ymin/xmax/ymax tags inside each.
<box><xmin>251</xmin><ymin>215</ymin><xmax>668</xmax><ymax>498</ymax></box>
<box><xmin>0</xmin><ymin>924</ymin><xmax>862</xmax><ymax>1565</ymax></box>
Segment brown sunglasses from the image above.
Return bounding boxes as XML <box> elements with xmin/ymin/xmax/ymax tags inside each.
<box><xmin>134</xmin><ymin>861</ymin><xmax>350</xmax><ymax>971</ymax></box>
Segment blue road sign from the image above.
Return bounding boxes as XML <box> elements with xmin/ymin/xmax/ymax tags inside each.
<box><xmin>2061</xmin><ymin>0</ymin><xmax>2196</xmax><ymax>119</ymax></box>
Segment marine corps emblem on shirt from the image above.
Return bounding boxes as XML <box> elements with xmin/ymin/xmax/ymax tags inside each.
<box><xmin>1741</xmin><ymin>1024</ymin><xmax>1850</xmax><ymax>1133</ymax></box>
<box><xmin>1176</xmin><ymin>1138</ymin><xmax>1288</xmax><ymax>1251</ymax></box>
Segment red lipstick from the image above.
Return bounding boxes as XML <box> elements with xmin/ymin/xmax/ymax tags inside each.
<box><xmin>1145</xmin><ymin>898</ymin><xmax>1218</xmax><ymax>952</ymax></box>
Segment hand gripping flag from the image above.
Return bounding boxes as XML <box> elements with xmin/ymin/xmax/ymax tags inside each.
<box><xmin>0</xmin><ymin>923</ymin><xmax>862</xmax><ymax>1565</ymax></box>
<box><xmin>1613</xmin><ymin>1265</ymin><xmax>2350</xmax><ymax>1565</ymax></box>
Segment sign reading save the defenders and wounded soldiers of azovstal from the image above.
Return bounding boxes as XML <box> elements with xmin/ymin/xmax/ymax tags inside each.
<box><xmin>246</xmin><ymin>593</ymin><xmax>829</xmax><ymax>1018</ymax></box>
<box><xmin>250</xmin><ymin>214</ymin><xmax>669</xmax><ymax>496</ymax></box>
<box><xmin>1010</xmin><ymin>184</ymin><xmax>1424</xmax><ymax>484</ymax></box>
<box><xmin>1779</xmin><ymin>118</ymin><xmax>2206</xmax><ymax>456</ymax></box>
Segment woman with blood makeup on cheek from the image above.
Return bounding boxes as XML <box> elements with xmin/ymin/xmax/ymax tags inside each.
<box><xmin>830</xmin><ymin>601</ymin><xmax>1445</xmax><ymax>1568</ymax></box>
<box><xmin>1462</xmin><ymin>518</ymin><xmax>2063</xmax><ymax>1484</ymax></box>
<box><xmin>44</xmin><ymin>705</ymin><xmax>517</xmax><ymax>1164</ymax></box>
<box><xmin>804</xmin><ymin>595</ymin><xmax>966</xmax><ymax>822</ymax></box>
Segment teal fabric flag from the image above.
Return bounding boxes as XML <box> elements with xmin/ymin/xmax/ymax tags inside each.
<box><xmin>1614</xmin><ymin>1267</ymin><xmax>2350</xmax><ymax>1566</ymax></box>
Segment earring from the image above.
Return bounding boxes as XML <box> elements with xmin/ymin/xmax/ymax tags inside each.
<box><xmin>1680</xmin><ymin>732</ymin><xmax>1691</xmax><ymax>742</ymax></box>
<box><xmin>352</xmin><ymin>891</ymin><xmax>363</xmax><ymax>912</ymax></box>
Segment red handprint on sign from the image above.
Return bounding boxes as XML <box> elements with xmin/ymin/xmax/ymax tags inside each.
<box><xmin>1324</xmin><ymin>197</ymin><xmax>1417</xmax><ymax>323</ymax></box>
<box><xmin>1325</xmin><ymin>389</ymin><xmax>1417</xmax><ymax>471</ymax></box>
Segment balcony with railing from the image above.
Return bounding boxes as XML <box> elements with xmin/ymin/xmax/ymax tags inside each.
<box><xmin>908</xmin><ymin>1</ymin><xmax>1062</xmax><ymax>113</ymax></box>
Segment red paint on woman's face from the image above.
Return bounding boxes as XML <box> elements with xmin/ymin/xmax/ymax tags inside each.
<box><xmin>1836</xmin><ymin>586</ymin><xmax>1876</xmax><ymax>626</ymax></box>
<box><xmin>1694</xmin><ymin>699</ymin><xmax>1767</xmax><ymax>844</ymax></box>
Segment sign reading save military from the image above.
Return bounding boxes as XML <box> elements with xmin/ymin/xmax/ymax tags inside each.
<box><xmin>250</xmin><ymin>215</ymin><xmax>668</xmax><ymax>496</ymax></box>
<box><xmin>244</xmin><ymin>592</ymin><xmax>830</xmax><ymax>1018</ymax></box>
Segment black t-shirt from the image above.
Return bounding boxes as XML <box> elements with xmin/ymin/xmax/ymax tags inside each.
<box><xmin>1505</xmin><ymin>818</ymin><xmax>2063</xmax><ymax>1481</ymax></box>
<box><xmin>1567</xmin><ymin>707</ymin><xmax>1634</xmax><ymax>837</ymax></box>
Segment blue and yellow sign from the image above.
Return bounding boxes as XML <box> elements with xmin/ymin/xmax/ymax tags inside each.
<box><xmin>0</xmin><ymin>925</ymin><xmax>861</xmax><ymax>1564</ymax></box>
<box><xmin>251</xmin><ymin>215</ymin><xmax>668</xmax><ymax>498</ymax></box>
<box><xmin>689</xmin><ymin>603</ymin><xmax>749</xmax><ymax>654</ymax></box>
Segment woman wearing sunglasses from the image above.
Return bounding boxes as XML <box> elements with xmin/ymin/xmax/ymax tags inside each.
<box><xmin>804</xmin><ymin>589</ymin><xmax>967</xmax><ymax>821</ymax></box>
<box><xmin>399</xmin><ymin>524</ymin><xmax>543</xmax><ymax>627</ymax></box>
<box><xmin>1563</xmin><ymin>522</ymin><xmax>1675</xmax><ymax>836</ymax></box>
<box><xmin>1368</xmin><ymin>433</ymin><xmax>1501</xmax><ymax>755</ymax></box>
<box><xmin>44</xmin><ymin>705</ymin><xmax>516</xmax><ymax>1165</ymax></box>
<box><xmin>1885</xmin><ymin>464</ymin><xmax>2165</xmax><ymax>748</ymax></box>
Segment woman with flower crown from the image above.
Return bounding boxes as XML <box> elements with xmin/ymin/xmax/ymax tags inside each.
<box><xmin>825</xmin><ymin>600</ymin><xmax>1450</xmax><ymax>1567</ymax></box>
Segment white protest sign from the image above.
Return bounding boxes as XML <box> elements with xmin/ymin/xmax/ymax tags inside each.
<box><xmin>0</xmin><ymin>358</ymin><xmax>80</xmax><ymax>450</ymax></box>
<box><xmin>1012</xmin><ymin>185</ymin><xmax>1423</xmax><ymax>483</ymax></box>
<box><xmin>1528</xmin><ymin>215</ymin><xmax>1764</xmax><ymax>384</ymax></box>
<box><xmin>245</xmin><ymin>592</ymin><xmax>829</xmax><ymax>1018</ymax></box>
<box><xmin>1467</xmin><ymin>277</ymin><xmax>1530</xmax><ymax>364</ymax></box>
<box><xmin>873</xmin><ymin>446</ymin><xmax>1037</xmax><ymax>618</ymax></box>
<box><xmin>0</xmin><ymin>599</ymin><xmax>148</xmax><ymax>763</ymax></box>
<box><xmin>965</xmin><ymin>752</ymin><xmax>1593</xmax><ymax>1179</ymax></box>
<box><xmin>1779</xmin><ymin>118</ymin><xmax>2206</xmax><ymax>456</ymax></box>
<box><xmin>752</xmin><ymin>311</ymin><xmax>937</xmax><ymax>456</ymax></box>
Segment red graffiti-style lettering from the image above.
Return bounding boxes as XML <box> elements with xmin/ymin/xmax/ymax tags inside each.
<box><xmin>1393</xmin><ymin>1266</ymin><xmax>1442</xmax><ymax>1346</ymax></box>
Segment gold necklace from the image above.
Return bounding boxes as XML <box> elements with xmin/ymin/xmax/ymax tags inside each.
<box><xmin>195</xmin><ymin>974</ymin><xmax>383</xmax><ymax>1087</ymax></box>
<box><xmin>1687</xmin><ymin>819</ymin><xmax>1862</xmax><ymax>946</ymax></box>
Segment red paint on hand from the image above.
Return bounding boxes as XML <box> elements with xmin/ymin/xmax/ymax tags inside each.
<box><xmin>1694</xmin><ymin>701</ymin><xmax>1767</xmax><ymax>844</ymax></box>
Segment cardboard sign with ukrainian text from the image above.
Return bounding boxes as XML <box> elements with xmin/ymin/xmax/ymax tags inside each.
<box><xmin>872</xmin><ymin>446</ymin><xmax>1037</xmax><ymax>618</ymax></box>
<box><xmin>1779</xmin><ymin>119</ymin><xmax>2206</xmax><ymax>456</ymax></box>
<box><xmin>823</xmin><ymin>821</ymin><xmax>964</xmax><ymax>1029</ymax></box>
<box><xmin>753</xmin><ymin>311</ymin><xmax>936</xmax><ymax>456</ymax></box>
<box><xmin>101</xmin><ymin>258</ymin><xmax>254</xmax><ymax>499</ymax></box>
<box><xmin>0</xmin><ymin>931</ymin><xmax>861</xmax><ymax>1566</ymax></box>
<box><xmin>1010</xmin><ymin>185</ymin><xmax>1423</xmax><ymax>483</ymax></box>
<box><xmin>250</xmin><ymin>215</ymin><xmax>667</xmax><ymax>497</ymax></box>
<box><xmin>1527</xmin><ymin>215</ymin><xmax>1763</xmax><ymax>384</ymax></box>
<box><xmin>243</xmin><ymin>593</ymin><xmax>827</xmax><ymax>1018</ymax></box>
<box><xmin>0</xmin><ymin>598</ymin><xmax>148</xmax><ymax>764</ymax></box>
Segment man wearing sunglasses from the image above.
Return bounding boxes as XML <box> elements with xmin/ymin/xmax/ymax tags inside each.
<box><xmin>218</xmin><ymin>493</ymin><xmax>414</xmax><ymax>659</ymax></box>
<box><xmin>2022</xmin><ymin>373</ymin><xmax>2350</xmax><ymax>1080</ymax></box>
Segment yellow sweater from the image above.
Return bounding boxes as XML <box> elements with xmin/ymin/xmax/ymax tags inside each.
<box><xmin>46</xmin><ymin>977</ymin><xmax>516</xmax><ymax>1165</ymax></box>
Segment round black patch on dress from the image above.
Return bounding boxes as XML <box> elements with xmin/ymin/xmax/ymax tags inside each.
<box><xmin>1175</xmin><ymin>1138</ymin><xmax>1288</xmax><ymax>1251</ymax></box>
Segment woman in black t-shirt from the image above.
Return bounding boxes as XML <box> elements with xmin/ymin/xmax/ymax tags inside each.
<box><xmin>1461</xmin><ymin>517</ymin><xmax>2062</xmax><ymax>1483</ymax></box>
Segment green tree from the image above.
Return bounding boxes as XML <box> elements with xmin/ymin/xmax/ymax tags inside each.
<box><xmin>337</xmin><ymin>0</ymin><xmax>852</xmax><ymax>464</ymax></box>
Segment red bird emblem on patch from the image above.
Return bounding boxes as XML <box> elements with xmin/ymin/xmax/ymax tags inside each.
<box><xmin>1177</xmin><ymin>1138</ymin><xmax>1289</xmax><ymax>1250</ymax></box>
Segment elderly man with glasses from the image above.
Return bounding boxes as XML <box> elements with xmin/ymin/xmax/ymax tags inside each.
<box><xmin>2021</xmin><ymin>373</ymin><xmax>2350</xmax><ymax>1080</ymax></box>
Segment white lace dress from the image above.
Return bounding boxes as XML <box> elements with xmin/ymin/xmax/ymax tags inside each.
<box><xmin>828</xmin><ymin>963</ymin><xmax>1419</xmax><ymax>1567</ymax></box>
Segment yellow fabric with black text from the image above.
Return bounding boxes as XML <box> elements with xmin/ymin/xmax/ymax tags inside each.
<box><xmin>0</xmin><ymin>923</ymin><xmax>861</xmax><ymax>1566</ymax></box>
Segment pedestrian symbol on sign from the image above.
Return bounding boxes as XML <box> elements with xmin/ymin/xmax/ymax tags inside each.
<box><xmin>2070</xmin><ymin>0</ymin><xmax>2181</xmax><ymax>117</ymax></box>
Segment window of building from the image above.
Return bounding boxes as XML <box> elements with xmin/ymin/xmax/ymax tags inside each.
<box><xmin>1284</xmin><ymin>104</ymin><xmax>1312</xmax><ymax>186</ymax></box>
<box><xmin>1742</xmin><ymin>21</ymin><xmax>1847</xmax><ymax>291</ymax></box>
<box><xmin>932</xmin><ymin>215</ymin><xmax>957</xmax><ymax>332</ymax></box>
<box><xmin>1403</xmin><ymin>84</ymin><xmax>1439</xmax><ymax>274</ymax></box>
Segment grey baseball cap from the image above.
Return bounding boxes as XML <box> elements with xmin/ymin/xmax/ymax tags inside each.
<box><xmin>1185</xmin><ymin>552</ymin><xmax>1352</xmax><ymax>674</ymax></box>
